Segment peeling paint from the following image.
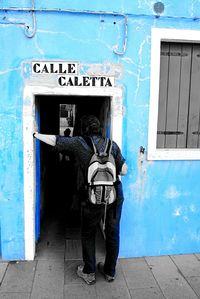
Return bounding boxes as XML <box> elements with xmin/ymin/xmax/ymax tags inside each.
<box><xmin>190</xmin><ymin>204</ymin><xmax>197</xmax><ymax>213</ymax></box>
<box><xmin>165</xmin><ymin>185</ymin><xmax>180</xmax><ymax>199</ymax></box>
<box><xmin>165</xmin><ymin>185</ymin><xmax>191</xmax><ymax>200</ymax></box>
<box><xmin>191</xmin><ymin>231</ymin><xmax>200</xmax><ymax>242</ymax></box>
<box><xmin>133</xmin><ymin>150</ymin><xmax>147</xmax><ymax>202</ymax></box>
<box><xmin>173</xmin><ymin>207</ymin><xmax>182</xmax><ymax>217</ymax></box>
<box><xmin>0</xmin><ymin>67</ymin><xmax>20</xmax><ymax>75</ymax></box>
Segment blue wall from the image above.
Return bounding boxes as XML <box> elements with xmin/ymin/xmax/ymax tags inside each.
<box><xmin>0</xmin><ymin>1</ymin><xmax>200</xmax><ymax>259</ymax></box>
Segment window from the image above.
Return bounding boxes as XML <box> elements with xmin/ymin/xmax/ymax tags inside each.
<box><xmin>157</xmin><ymin>42</ymin><xmax>200</xmax><ymax>149</ymax></box>
<box><xmin>148</xmin><ymin>28</ymin><xmax>200</xmax><ymax>160</ymax></box>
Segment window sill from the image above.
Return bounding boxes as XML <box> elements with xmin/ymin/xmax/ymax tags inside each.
<box><xmin>147</xmin><ymin>148</ymin><xmax>200</xmax><ymax>160</ymax></box>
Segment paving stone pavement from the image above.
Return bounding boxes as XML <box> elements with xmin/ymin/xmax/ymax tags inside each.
<box><xmin>0</xmin><ymin>219</ymin><xmax>200</xmax><ymax>299</ymax></box>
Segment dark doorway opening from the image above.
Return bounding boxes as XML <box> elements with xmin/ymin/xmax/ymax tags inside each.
<box><xmin>35</xmin><ymin>95</ymin><xmax>111</xmax><ymax>255</ymax></box>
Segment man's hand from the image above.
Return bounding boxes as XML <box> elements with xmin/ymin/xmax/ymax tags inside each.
<box><xmin>120</xmin><ymin>163</ymin><xmax>128</xmax><ymax>176</ymax></box>
<box><xmin>33</xmin><ymin>132</ymin><xmax>38</xmax><ymax>138</ymax></box>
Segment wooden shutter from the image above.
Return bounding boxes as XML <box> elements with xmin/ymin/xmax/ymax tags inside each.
<box><xmin>187</xmin><ymin>44</ymin><xmax>200</xmax><ymax>148</ymax></box>
<box><xmin>157</xmin><ymin>42</ymin><xmax>200</xmax><ymax>149</ymax></box>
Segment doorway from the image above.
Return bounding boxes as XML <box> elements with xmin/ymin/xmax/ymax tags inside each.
<box><xmin>23</xmin><ymin>85</ymin><xmax>123</xmax><ymax>260</ymax></box>
<box><xmin>35</xmin><ymin>95</ymin><xmax>112</xmax><ymax>253</ymax></box>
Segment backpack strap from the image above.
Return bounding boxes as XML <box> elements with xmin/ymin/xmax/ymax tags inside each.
<box><xmin>90</xmin><ymin>138</ymin><xmax>98</xmax><ymax>155</ymax></box>
<box><xmin>105</xmin><ymin>139</ymin><xmax>112</xmax><ymax>156</ymax></box>
<box><xmin>83</xmin><ymin>136</ymin><xmax>108</xmax><ymax>156</ymax></box>
<box><xmin>94</xmin><ymin>138</ymin><xmax>112</xmax><ymax>157</ymax></box>
<box><xmin>82</xmin><ymin>136</ymin><xmax>96</xmax><ymax>153</ymax></box>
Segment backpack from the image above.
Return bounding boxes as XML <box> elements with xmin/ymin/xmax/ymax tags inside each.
<box><xmin>83</xmin><ymin>136</ymin><xmax>117</xmax><ymax>228</ymax></box>
<box><xmin>86</xmin><ymin>137</ymin><xmax>116</xmax><ymax>204</ymax></box>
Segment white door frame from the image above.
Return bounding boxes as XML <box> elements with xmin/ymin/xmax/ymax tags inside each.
<box><xmin>23</xmin><ymin>85</ymin><xmax>123</xmax><ymax>260</ymax></box>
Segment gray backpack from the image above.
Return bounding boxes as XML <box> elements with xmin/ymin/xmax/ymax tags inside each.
<box><xmin>84</xmin><ymin>137</ymin><xmax>117</xmax><ymax>229</ymax></box>
<box><xmin>87</xmin><ymin>137</ymin><xmax>116</xmax><ymax>206</ymax></box>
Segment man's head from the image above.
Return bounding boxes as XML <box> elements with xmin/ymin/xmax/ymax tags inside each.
<box><xmin>80</xmin><ymin>115</ymin><xmax>101</xmax><ymax>136</ymax></box>
<box><xmin>64</xmin><ymin>128</ymin><xmax>71</xmax><ymax>137</ymax></box>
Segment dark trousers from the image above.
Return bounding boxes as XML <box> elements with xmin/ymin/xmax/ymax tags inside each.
<box><xmin>81</xmin><ymin>201</ymin><xmax>123</xmax><ymax>277</ymax></box>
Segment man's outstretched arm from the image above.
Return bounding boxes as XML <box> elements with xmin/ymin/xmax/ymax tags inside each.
<box><xmin>33</xmin><ymin>132</ymin><xmax>56</xmax><ymax>146</ymax></box>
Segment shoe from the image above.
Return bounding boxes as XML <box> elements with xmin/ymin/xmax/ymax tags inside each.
<box><xmin>77</xmin><ymin>265</ymin><xmax>96</xmax><ymax>285</ymax></box>
<box><xmin>97</xmin><ymin>262</ymin><xmax>115</xmax><ymax>282</ymax></box>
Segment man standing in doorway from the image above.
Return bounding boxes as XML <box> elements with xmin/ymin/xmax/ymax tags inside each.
<box><xmin>33</xmin><ymin>115</ymin><xmax>127</xmax><ymax>285</ymax></box>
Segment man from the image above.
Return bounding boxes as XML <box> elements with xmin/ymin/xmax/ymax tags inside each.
<box><xmin>63</xmin><ymin>128</ymin><xmax>71</xmax><ymax>137</ymax></box>
<box><xmin>33</xmin><ymin>115</ymin><xmax>127</xmax><ymax>285</ymax></box>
